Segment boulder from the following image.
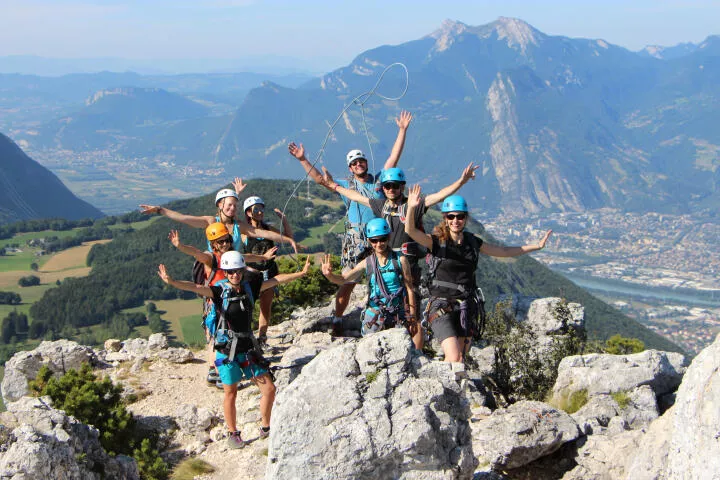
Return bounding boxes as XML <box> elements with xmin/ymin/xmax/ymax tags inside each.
<box><xmin>267</xmin><ymin>328</ymin><xmax>476</xmax><ymax>479</ymax></box>
<box><xmin>1</xmin><ymin>340</ymin><xmax>95</xmax><ymax>404</ymax></box>
<box><xmin>0</xmin><ymin>396</ymin><xmax>139</xmax><ymax>479</ymax></box>
<box><xmin>156</xmin><ymin>347</ymin><xmax>194</xmax><ymax>364</ymax></box>
<box><xmin>121</xmin><ymin>338</ymin><xmax>149</xmax><ymax>358</ymax></box>
<box><xmin>623</xmin><ymin>409</ymin><xmax>672</xmax><ymax>480</ymax></box>
<box><xmin>175</xmin><ymin>404</ymin><xmax>218</xmax><ymax>435</ymax></box>
<box><xmin>147</xmin><ymin>333</ymin><xmax>169</xmax><ymax>350</ymax></box>
<box><xmin>666</xmin><ymin>333</ymin><xmax>720</xmax><ymax>479</ymax></box>
<box><xmin>472</xmin><ymin>400</ymin><xmax>580</xmax><ymax>470</ymax></box>
<box><xmin>104</xmin><ymin>339</ymin><xmax>122</xmax><ymax>352</ymax></box>
<box><xmin>551</xmin><ymin>350</ymin><xmax>686</xmax><ymax>403</ymax></box>
<box><xmin>561</xmin><ymin>429</ymin><xmax>643</xmax><ymax>480</ymax></box>
<box><xmin>498</xmin><ymin>296</ymin><xmax>584</xmax><ymax>337</ymax></box>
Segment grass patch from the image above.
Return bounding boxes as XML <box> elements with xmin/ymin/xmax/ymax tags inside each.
<box><xmin>300</xmin><ymin>221</ymin><xmax>341</xmax><ymax>247</ymax></box>
<box><xmin>365</xmin><ymin>370</ymin><xmax>380</xmax><ymax>383</ymax></box>
<box><xmin>179</xmin><ymin>315</ymin><xmax>207</xmax><ymax>348</ymax></box>
<box><xmin>611</xmin><ymin>391</ymin><xmax>631</xmax><ymax>409</ymax></box>
<box><xmin>171</xmin><ymin>458</ymin><xmax>215</xmax><ymax>480</ymax></box>
<box><xmin>549</xmin><ymin>388</ymin><xmax>589</xmax><ymax>414</ymax></box>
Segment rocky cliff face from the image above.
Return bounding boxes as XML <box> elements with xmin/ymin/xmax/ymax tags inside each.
<box><xmin>2</xmin><ymin>291</ymin><xmax>719</xmax><ymax>479</ymax></box>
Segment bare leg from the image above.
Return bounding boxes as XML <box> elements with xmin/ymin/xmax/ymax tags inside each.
<box><xmin>441</xmin><ymin>336</ymin><xmax>463</xmax><ymax>363</ymax></box>
<box><xmin>251</xmin><ymin>373</ymin><xmax>276</xmax><ymax>428</ymax></box>
<box><xmin>258</xmin><ymin>288</ymin><xmax>274</xmax><ymax>337</ymax></box>
<box><xmin>223</xmin><ymin>383</ymin><xmax>239</xmax><ymax>432</ymax></box>
<box><xmin>334</xmin><ymin>282</ymin><xmax>356</xmax><ymax>317</ymax></box>
<box><xmin>407</xmin><ymin>320</ymin><xmax>424</xmax><ymax>351</ymax></box>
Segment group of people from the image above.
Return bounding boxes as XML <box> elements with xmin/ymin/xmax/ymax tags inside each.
<box><xmin>144</xmin><ymin>110</ymin><xmax>551</xmax><ymax>449</ymax></box>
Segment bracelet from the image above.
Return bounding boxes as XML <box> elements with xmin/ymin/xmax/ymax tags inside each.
<box><xmin>333</xmin><ymin>184</ymin><xmax>340</xmax><ymax>192</ymax></box>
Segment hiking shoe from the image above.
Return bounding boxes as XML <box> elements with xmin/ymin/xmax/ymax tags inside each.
<box><xmin>330</xmin><ymin>322</ymin><xmax>344</xmax><ymax>337</ymax></box>
<box><xmin>207</xmin><ymin>368</ymin><xmax>220</xmax><ymax>383</ymax></box>
<box><xmin>227</xmin><ymin>431</ymin><xmax>245</xmax><ymax>449</ymax></box>
<box><xmin>259</xmin><ymin>426</ymin><xmax>270</xmax><ymax>439</ymax></box>
<box><xmin>257</xmin><ymin>333</ymin><xmax>268</xmax><ymax>350</ymax></box>
<box><xmin>215</xmin><ymin>380</ymin><xmax>224</xmax><ymax>389</ymax></box>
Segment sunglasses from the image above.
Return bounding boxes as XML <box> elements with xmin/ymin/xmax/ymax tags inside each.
<box><xmin>382</xmin><ymin>182</ymin><xmax>404</xmax><ymax>190</ymax></box>
<box><xmin>349</xmin><ymin>160</ymin><xmax>366</xmax><ymax>167</ymax></box>
<box><xmin>215</xmin><ymin>237</ymin><xmax>232</xmax><ymax>245</ymax></box>
<box><xmin>225</xmin><ymin>268</ymin><xmax>246</xmax><ymax>276</ymax></box>
<box><xmin>369</xmin><ymin>236</ymin><xmax>389</xmax><ymax>244</ymax></box>
<box><xmin>251</xmin><ymin>205</ymin><xmax>264</xmax><ymax>213</ymax></box>
<box><xmin>445</xmin><ymin>213</ymin><xmax>467</xmax><ymax>221</ymax></box>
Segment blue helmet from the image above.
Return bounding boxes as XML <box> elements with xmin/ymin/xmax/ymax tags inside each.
<box><xmin>379</xmin><ymin>168</ymin><xmax>406</xmax><ymax>185</ymax></box>
<box><xmin>441</xmin><ymin>195</ymin><xmax>468</xmax><ymax>213</ymax></box>
<box><xmin>365</xmin><ymin>218</ymin><xmax>391</xmax><ymax>239</ymax></box>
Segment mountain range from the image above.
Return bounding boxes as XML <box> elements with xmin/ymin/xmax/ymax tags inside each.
<box><xmin>10</xmin><ymin>17</ymin><xmax>720</xmax><ymax>216</ymax></box>
<box><xmin>0</xmin><ymin>133</ymin><xmax>103</xmax><ymax>223</ymax></box>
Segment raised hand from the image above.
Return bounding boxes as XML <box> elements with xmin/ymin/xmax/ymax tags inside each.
<box><xmin>232</xmin><ymin>177</ymin><xmax>247</xmax><ymax>195</ymax></box>
<box><xmin>537</xmin><ymin>230</ymin><xmax>553</xmax><ymax>249</ymax></box>
<box><xmin>140</xmin><ymin>204</ymin><xmax>161</xmax><ymax>215</ymax></box>
<box><xmin>300</xmin><ymin>254</ymin><xmax>312</xmax><ymax>274</ymax></box>
<box><xmin>320</xmin><ymin>166</ymin><xmax>336</xmax><ymax>188</ymax></box>
<box><xmin>396</xmin><ymin>110</ymin><xmax>413</xmax><ymax>129</ymax></box>
<box><xmin>460</xmin><ymin>162</ymin><xmax>479</xmax><ymax>184</ymax></box>
<box><xmin>262</xmin><ymin>246</ymin><xmax>278</xmax><ymax>261</ymax></box>
<box><xmin>407</xmin><ymin>184</ymin><xmax>423</xmax><ymax>209</ymax></box>
<box><xmin>320</xmin><ymin>254</ymin><xmax>333</xmax><ymax>277</ymax></box>
<box><xmin>288</xmin><ymin>142</ymin><xmax>305</xmax><ymax>160</ymax></box>
<box><xmin>273</xmin><ymin>208</ymin><xmax>285</xmax><ymax>219</ymax></box>
<box><xmin>157</xmin><ymin>264</ymin><xmax>171</xmax><ymax>284</ymax></box>
<box><xmin>168</xmin><ymin>230</ymin><xmax>180</xmax><ymax>248</ymax></box>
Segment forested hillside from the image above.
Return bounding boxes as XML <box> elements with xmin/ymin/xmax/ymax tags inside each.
<box><xmin>23</xmin><ymin>178</ymin><xmax>681</xmax><ymax>353</ymax></box>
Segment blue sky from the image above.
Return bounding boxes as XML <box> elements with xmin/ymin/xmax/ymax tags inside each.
<box><xmin>1</xmin><ymin>0</ymin><xmax>718</xmax><ymax>72</ymax></box>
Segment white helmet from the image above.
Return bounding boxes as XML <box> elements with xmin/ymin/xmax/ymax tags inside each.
<box><xmin>243</xmin><ymin>196</ymin><xmax>264</xmax><ymax>212</ymax></box>
<box><xmin>220</xmin><ymin>251</ymin><xmax>246</xmax><ymax>270</ymax></box>
<box><xmin>346</xmin><ymin>149</ymin><xmax>366</xmax><ymax>166</ymax></box>
<box><xmin>215</xmin><ymin>189</ymin><xmax>238</xmax><ymax>206</ymax></box>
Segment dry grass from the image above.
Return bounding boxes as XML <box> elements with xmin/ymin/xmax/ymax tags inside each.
<box><xmin>41</xmin><ymin>240</ymin><xmax>110</xmax><ymax>272</ymax></box>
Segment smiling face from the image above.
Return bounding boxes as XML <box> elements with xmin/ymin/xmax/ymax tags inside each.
<box><xmin>224</xmin><ymin>267</ymin><xmax>246</xmax><ymax>286</ymax></box>
<box><xmin>444</xmin><ymin>212</ymin><xmax>467</xmax><ymax>234</ymax></box>
<box><xmin>218</xmin><ymin>197</ymin><xmax>238</xmax><ymax>220</ymax></box>
<box><xmin>368</xmin><ymin>235</ymin><xmax>389</xmax><ymax>253</ymax></box>
<box><xmin>246</xmin><ymin>204</ymin><xmax>264</xmax><ymax>223</ymax></box>
<box><xmin>348</xmin><ymin>158</ymin><xmax>368</xmax><ymax>178</ymax></box>
<box><xmin>382</xmin><ymin>181</ymin><xmax>405</xmax><ymax>201</ymax></box>
<box><xmin>211</xmin><ymin>235</ymin><xmax>233</xmax><ymax>254</ymax></box>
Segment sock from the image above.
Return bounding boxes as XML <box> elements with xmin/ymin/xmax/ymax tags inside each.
<box><xmin>261</xmin><ymin>426</ymin><xmax>270</xmax><ymax>433</ymax></box>
<box><xmin>333</xmin><ymin>316</ymin><xmax>343</xmax><ymax>324</ymax></box>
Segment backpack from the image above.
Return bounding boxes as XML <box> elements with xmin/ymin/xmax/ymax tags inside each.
<box><xmin>365</xmin><ymin>251</ymin><xmax>405</xmax><ymax>318</ymax></box>
<box><xmin>193</xmin><ymin>253</ymin><xmax>218</xmax><ymax>323</ymax></box>
<box><xmin>422</xmin><ymin>232</ymin><xmax>487</xmax><ymax>339</ymax></box>
<box><xmin>209</xmin><ymin>280</ymin><xmax>256</xmax><ymax>362</ymax></box>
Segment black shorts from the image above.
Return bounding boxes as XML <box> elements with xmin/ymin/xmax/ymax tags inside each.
<box><xmin>428</xmin><ymin>299</ymin><xmax>473</xmax><ymax>342</ymax></box>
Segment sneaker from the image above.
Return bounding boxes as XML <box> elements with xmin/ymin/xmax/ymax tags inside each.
<box><xmin>257</xmin><ymin>333</ymin><xmax>268</xmax><ymax>349</ymax></box>
<box><xmin>207</xmin><ymin>368</ymin><xmax>220</xmax><ymax>384</ymax></box>
<box><xmin>215</xmin><ymin>380</ymin><xmax>224</xmax><ymax>389</ymax></box>
<box><xmin>330</xmin><ymin>322</ymin><xmax>344</xmax><ymax>337</ymax></box>
<box><xmin>227</xmin><ymin>431</ymin><xmax>245</xmax><ymax>449</ymax></box>
<box><xmin>259</xmin><ymin>426</ymin><xmax>270</xmax><ymax>439</ymax></box>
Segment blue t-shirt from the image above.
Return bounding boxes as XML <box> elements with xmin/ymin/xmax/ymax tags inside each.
<box><xmin>206</xmin><ymin>217</ymin><xmax>243</xmax><ymax>252</ymax></box>
<box><xmin>368</xmin><ymin>254</ymin><xmax>404</xmax><ymax>310</ymax></box>
<box><xmin>337</xmin><ymin>173</ymin><xmax>383</xmax><ymax>229</ymax></box>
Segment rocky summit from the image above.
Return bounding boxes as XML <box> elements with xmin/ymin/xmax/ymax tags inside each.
<box><xmin>1</xmin><ymin>290</ymin><xmax>719</xmax><ymax>479</ymax></box>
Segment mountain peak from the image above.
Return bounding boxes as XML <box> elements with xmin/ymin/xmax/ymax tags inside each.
<box><xmin>428</xmin><ymin>19</ymin><xmax>469</xmax><ymax>52</ymax></box>
<box><xmin>492</xmin><ymin>17</ymin><xmax>540</xmax><ymax>54</ymax></box>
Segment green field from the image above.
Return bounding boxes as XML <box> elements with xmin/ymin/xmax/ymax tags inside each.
<box><xmin>301</xmin><ymin>220</ymin><xmax>342</xmax><ymax>247</ymax></box>
<box><xmin>0</xmin><ymin>284</ymin><xmax>55</xmax><ymax>321</ymax></box>
<box><xmin>179</xmin><ymin>315</ymin><xmax>207</xmax><ymax>347</ymax></box>
<box><xmin>121</xmin><ymin>298</ymin><xmax>201</xmax><ymax>345</ymax></box>
<box><xmin>0</xmin><ymin>228</ymin><xmax>81</xmax><ymax>248</ymax></box>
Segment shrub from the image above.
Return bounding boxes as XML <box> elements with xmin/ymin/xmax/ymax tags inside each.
<box><xmin>549</xmin><ymin>388</ymin><xmax>589</xmax><ymax>414</ymax></box>
<box><xmin>611</xmin><ymin>391</ymin><xmax>631</xmax><ymax>409</ymax></box>
<box><xmin>18</xmin><ymin>275</ymin><xmax>40</xmax><ymax>287</ymax></box>
<box><xmin>605</xmin><ymin>334</ymin><xmax>645</xmax><ymax>355</ymax></box>
<box><xmin>30</xmin><ymin>363</ymin><xmax>169</xmax><ymax>479</ymax></box>
<box><xmin>171</xmin><ymin>458</ymin><xmax>215</xmax><ymax>480</ymax></box>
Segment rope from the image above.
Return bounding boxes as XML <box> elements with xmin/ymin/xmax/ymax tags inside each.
<box><xmin>279</xmin><ymin>62</ymin><xmax>410</xmax><ymax>267</ymax></box>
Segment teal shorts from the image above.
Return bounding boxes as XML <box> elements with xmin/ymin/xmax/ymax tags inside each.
<box><xmin>215</xmin><ymin>352</ymin><xmax>268</xmax><ymax>386</ymax></box>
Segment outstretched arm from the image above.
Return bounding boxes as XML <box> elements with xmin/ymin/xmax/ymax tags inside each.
<box><xmin>273</xmin><ymin>208</ymin><xmax>294</xmax><ymax>238</ymax></box>
<box><xmin>480</xmin><ymin>230</ymin><xmax>553</xmax><ymax>258</ymax></box>
<box><xmin>158</xmin><ymin>264</ymin><xmax>212</xmax><ymax>296</ymax></box>
<box><xmin>261</xmin><ymin>255</ymin><xmax>312</xmax><ymax>291</ymax></box>
<box><xmin>400</xmin><ymin>256</ymin><xmax>417</xmax><ymax>320</ymax></box>
<box><xmin>383</xmin><ymin>111</ymin><xmax>413</xmax><ymax>169</ymax></box>
<box><xmin>168</xmin><ymin>230</ymin><xmax>213</xmax><ymax>266</ymax></box>
<box><xmin>405</xmin><ymin>185</ymin><xmax>433</xmax><ymax>250</ymax></box>
<box><xmin>288</xmin><ymin>142</ymin><xmax>333</xmax><ymax>191</ymax></box>
<box><xmin>424</xmin><ymin>162</ymin><xmax>479</xmax><ymax>207</ymax></box>
<box><xmin>241</xmin><ymin>223</ymin><xmax>300</xmax><ymax>254</ymax></box>
<box><xmin>232</xmin><ymin>177</ymin><xmax>247</xmax><ymax>196</ymax></box>
<box><xmin>140</xmin><ymin>205</ymin><xmax>213</xmax><ymax>229</ymax></box>
<box><xmin>320</xmin><ymin>167</ymin><xmax>371</xmax><ymax>207</ymax></box>
<box><xmin>243</xmin><ymin>246</ymin><xmax>278</xmax><ymax>264</ymax></box>
<box><xmin>320</xmin><ymin>254</ymin><xmax>365</xmax><ymax>285</ymax></box>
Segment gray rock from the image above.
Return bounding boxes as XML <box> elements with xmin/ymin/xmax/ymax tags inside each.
<box><xmin>267</xmin><ymin>328</ymin><xmax>476</xmax><ymax>479</ymax></box>
<box><xmin>0</xmin><ymin>396</ymin><xmax>139</xmax><ymax>479</ymax></box>
<box><xmin>666</xmin><ymin>333</ymin><xmax>720</xmax><ymax>479</ymax></box>
<box><xmin>551</xmin><ymin>350</ymin><xmax>686</xmax><ymax>403</ymax></box>
<box><xmin>156</xmin><ymin>347</ymin><xmax>194</xmax><ymax>363</ymax></box>
<box><xmin>497</xmin><ymin>295</ymin><xmax>584</xmax><ymax>335</ymax></box>
<box><xmin>104</xmin><ymin>339</ymin><xmax>122</xmax><ymax>352</ymax></box>
<box><xmin>147</xmin><ymin>333</ymin><xmax>169</xmax><ymax>350</ymax></box>
<box><xmin>1</xmin><ymin>340</ymin><xmax>95</xmax><ymax>404</ymax></box>
<box><xmin>121</xmin><ymin>338</ymin><xmax>149</xmax><ymax>357</ymax></box>
<box><xmin>624</xmin><ymin>408</ymin><xmax>672</xmax><ymax>480</ymax></box>
<box><xmin>175</xmin><ymin>404</ymin><xmax>217</xmax><ymax>435</ymax></box>
<box><xmin>572</xmin><ymin>395</ymin><xmax>619</xmax><ymax>431</ymax></box>
<box><xmin>562</xmin><ymin>429</ymin><xmax>643</xmax><ymax>480</ymax></box>
<box><xmin>105</xmin><ymin>352</ymin><xmax>131</xmax><ymax>363</ymax></box>
<box><xmin>472</xmin><ymin>400</ymin><xmax>580</xmax><ymax>470</ymax></box>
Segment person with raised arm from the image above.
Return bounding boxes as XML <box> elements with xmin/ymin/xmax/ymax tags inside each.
<box><xmin>140</xmin><ymin>177</ymin><xmax>299</xmax><ymax>254</ymax></box>
<box><xmin>240</xmin><ymin>196</ymin><xmax>293</xmax><ymax>345</ymax></box>
<box><xmin>404</xmin><ymin>185</ymin><xmax>552</xmax><ymax>363</ymax></box>
<box><xmin>288</xmin><ymin>111</ymin><xmax>412</xmax><ymax>336</ymax></box>
<box><xmin>320</xmin><ymin>218</ymin><xmax>417</xmax><ymax>340</ymax></box>
<box><xmin>158</xmin><ymin>252</ymin><xmax>311</xmax><ymax>448</ymax></box>
<box><xmin>321</xmin><ymin>163</ymin><xmax>479</xmax><ymax>349</ymax></box>
<box><xmin>168</xmin><ymin>224</ymin><xmax>277</xmax><ymax>386</ymax></box>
